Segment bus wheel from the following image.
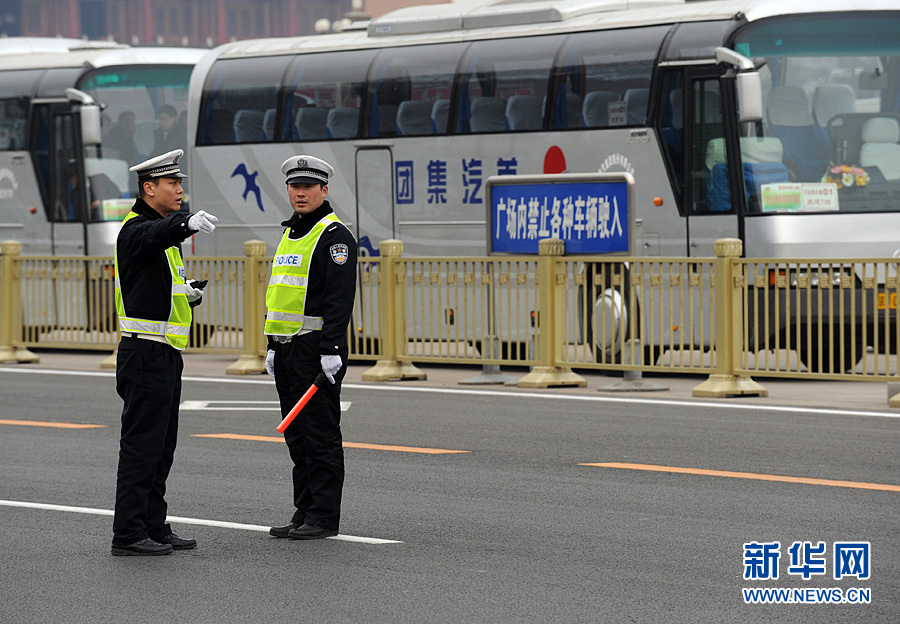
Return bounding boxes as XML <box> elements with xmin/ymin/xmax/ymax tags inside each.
<box><xmin>581</xmin><ymin>264</ymin><xmax>638</xmax><ymax>366</ymax></box>
<box><xmin>797</xmin><ymin>324</ymin><xmax>863</xmax><ymax>373</ymax></box>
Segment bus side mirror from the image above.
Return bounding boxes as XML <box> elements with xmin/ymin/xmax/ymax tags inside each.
<box><xmin>735</xmin><ymin>71</ymin><xmax>763</xmax><ymax>123</ymax></box>
<box><xmin>715</xmin><ymin>47</ymin><xmax>763</xmax><ymax>124</ymax></box>
<box><xmin>65</xmin><ymin>88</ymin><xmax>103</xmax><ymax>146</ymax></box>
<box><xmin>81</xmin><ymin>104</ymin><xmax>102</xmax><ymax>146</ymax></box>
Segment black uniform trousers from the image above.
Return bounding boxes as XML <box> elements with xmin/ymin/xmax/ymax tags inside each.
<box><xmin>112</xmin><ymin>337</ymin><xmax>183</xmax><ymax>545</ymax></box>
<box><xmin>273</xmin><ymin>332</ymin><xmax>346</xmax><ymax>531</ymax></box>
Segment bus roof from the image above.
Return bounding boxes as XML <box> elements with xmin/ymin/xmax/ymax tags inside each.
<box><xmin>0</xmin><ymin>37</ymin><xmax>126</xmax><ymax>56</ymax></box>
<box><xmin>209</xmin><ymin>0</ymin><xmax>897</xmax><ymax>60</ymax></box>
<box><xmin>0</xmin><ymin>38</ymin><xmax>206</xmax><ymax>70</ymax></box>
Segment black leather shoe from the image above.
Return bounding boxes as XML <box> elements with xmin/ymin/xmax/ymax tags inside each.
<box><xmin>157</xmin><ymin>533</ymin><xmax>197</xmax><ymax>550</ymax></box>
<box><xmin>288</xmin><ymin>523</ymin><xmax>338</xmax><ymax>540</ymax></box>
<box><xmin>269</xmin><ymin>522</ymin><xmax>302</xmax><ymax>538</ymax></box>
<box><xmin>111</xmin><ymin>538</ymin><xmax>173</xmax><ymax>556</ymax></box>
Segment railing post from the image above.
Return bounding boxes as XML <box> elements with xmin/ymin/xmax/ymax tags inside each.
<box><xmin>362</xmin><ymin>239</ymin><xmax>425</xmax><ymax>381</ymax></box>
<box><xmin>227</xmin><ymin>239</ymin><xmax>267</xmax><ymax>375</ymax></box>
<box><xmin>0</xmin><ymin>241</ymin><xmax>38</xmax><ymax>363</ymax></box>
<box><xmin>693</xmin><ymin>238</ymin><xmax>767</xmax><ymax>397</ymax></box>
<box><xmin>517</xmin><ymin>239</ymin><xmax>585</xmax><ymax>388</ymax></box>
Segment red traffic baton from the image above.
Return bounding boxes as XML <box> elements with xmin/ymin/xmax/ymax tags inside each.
<box><xmin>276</xmin><ymin>372</ymin><xmax>328</xmax><ymax>433</ymax></box>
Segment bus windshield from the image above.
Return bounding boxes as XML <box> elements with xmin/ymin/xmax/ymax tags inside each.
<box><xmin>733</xmin><ymin>13</ymin><xmax>900</xmax><ymax>214</ymax></box>
<box><xmin>78</xmin><ymin>65</ymin><xmax>193</xmax><ymax>221</ymax></box>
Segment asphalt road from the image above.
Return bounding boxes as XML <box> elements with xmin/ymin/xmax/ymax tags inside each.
<box><xmin>1</xmin><ymin>367</ymin><xmax>898</xmax><ymax>623</ymax></box>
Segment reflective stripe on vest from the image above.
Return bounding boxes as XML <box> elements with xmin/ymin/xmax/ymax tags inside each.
<box><xmin>115</xmin><ymin>211</ymin><xmax>192</xmax><ymax>350</ymax></box>
<box><xmin>264</xmin><ymin>213</ymin><xmax>339</xmax><ymax>337</ymax></box>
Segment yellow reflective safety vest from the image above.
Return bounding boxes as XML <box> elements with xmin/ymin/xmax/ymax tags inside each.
<box><xmin>114</xmin><ymin>211</ymin><xmax>192</xmax><ymax>350</ymax></box>
<box><xmin>264</xmin><ymin>214</ymin><xmax>340</xmax><ymax>337</ymax></box>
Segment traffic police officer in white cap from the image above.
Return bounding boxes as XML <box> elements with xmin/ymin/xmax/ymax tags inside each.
<box><xmin>111</xmin><ymin>149</ymin><xmax>219</xmax><ymax>555</ymax></box>
<box><xmin>265</xmin><ymin>154</ymin><xmax>357</xmax><ymax>540</ymax></box>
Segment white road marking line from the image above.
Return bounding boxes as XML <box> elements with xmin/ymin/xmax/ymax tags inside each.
<box><xmin>0</xmin><ymin>499</ymin><xmax>401</xmax><ymax>545</ymax></box>
<box><xmin>2</xmin><ymin>367</ymin><xmax>899</xmax><ymax>420</ymax></box>
<box><xmin>180</xmin><ymin>400</ymin><xmax>351</xmax><ymax>411</ymax></box>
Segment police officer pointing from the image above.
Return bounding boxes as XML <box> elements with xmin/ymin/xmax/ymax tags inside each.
<box><xmin>111</xmin><ymin>149</ymin><xmax>218</xmax><ymax>555</ymax></box>
<box><xmin>266</xmin><ymin>155</ymin><xmax>357</xmax><ymax>540</ymax></box>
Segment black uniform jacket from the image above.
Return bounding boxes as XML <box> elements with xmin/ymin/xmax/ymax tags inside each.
<box><xmin>116</xmin><ymin>198</ymin><xmax>197</xmax><ymax>322</ymax></box>
<box><xmin>270</xmin><ymin>200</ymin><xmax>358</xmax><ymax>356</ymax></box>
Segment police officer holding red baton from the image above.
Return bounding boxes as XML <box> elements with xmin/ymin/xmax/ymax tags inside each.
<box><xmin>265</xmin><ymin>155</ymin><xmax>357</xmax><ymax>540</ymax></box>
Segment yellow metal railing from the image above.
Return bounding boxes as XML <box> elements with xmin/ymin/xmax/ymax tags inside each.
<box><xmin>1</xmin><ymin>237</ymin><xmax>897</xmax><ymax>397</ymax></box>
<box><xmin>738</xmin><ymin>257</ymin><xmax>900</xmax><ymax>379</ymax></box>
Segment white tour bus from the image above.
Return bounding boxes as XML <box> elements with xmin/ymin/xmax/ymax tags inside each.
<box><xmin>0</xmin><ymin>38</ymin><xmax>205</xmax><ymax>256</ymax></box>
<box><xmin>183</xmin><ymin>0</ymin><xmax>899</xmax><ymax>370</ymax></box>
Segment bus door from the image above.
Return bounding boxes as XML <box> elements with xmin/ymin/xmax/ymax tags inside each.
<box><xmin>354</xmin><ymin>146</ymin><xmax>396</xmax><ymax>254</ymax></box>
<box><xmin>683</xmin><ymin>69</ymin><xmax>739</xmax><ymax>257</ymax></box>
<box><xmin>45</xmin><ymin>102</ymin><xmax>90</xmax><ymax>255</ymax></box>
<box><xmin>39</xmin><ymin>102</ymin><xmax>111</xmax><ymax>330</ymax></box>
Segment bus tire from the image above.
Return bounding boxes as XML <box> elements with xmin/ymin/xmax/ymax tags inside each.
<box><xmin>797</xmin><ymin>323</ymin><xmax>863</xmax><ymax>373</ymax></box>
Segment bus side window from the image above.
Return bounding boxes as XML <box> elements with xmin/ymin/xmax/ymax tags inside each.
<box><xmin>454</xmin><ymin>35</ymin><xmax>563</xmax><ymax>134</ymax></box>
<box><xmin>0</xmin><ymin>97</ymin><xmax>29</xmax><ymax>150</ymax></box>
<box><xmin>559</xmin><ymin>27</ymin><xmax>667</xmax><ymax>130</ymax></box>
<box><xmin>197</xmin><ymin>56</ymin><xmax>286</xmax><ymax>146</ymax></box>
<box><xmin>365</xmin><ymin>43</ymin><xmax>465</xmax><ymax>138</ymax></box>
<box><xmin>282</xmin><ymin>49</ymin><xmax>370</xmax><ymax>141</ymax></box>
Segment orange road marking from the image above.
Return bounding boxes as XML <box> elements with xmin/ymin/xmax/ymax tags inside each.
<box><xmin>0</xmin><ymin>419</ymin><xmax>105</xmax><ymax>429</ymax></box>
<box><xmin>580</xmin><ymin>462</ymin><xmax>900</xmax><ymax>493</ymax></box>
<box><xmin>193</xmin><ymin>433</ymin><xmax>470</xmax><ymax>455</ymax></box>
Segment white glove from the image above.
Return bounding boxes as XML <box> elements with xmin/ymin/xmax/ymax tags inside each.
<box><xmin>188</xmin><ymin>210</ymin><xmax>219</xmax><ymax>233</ymax></box>
<box><xmin>265</xmin><ymin>349</ymin><xmax>275</xmax><ymax>378</ymax></box>
<box><xmin>185</xmin><ymin>281</ymin><xmax>204</xmax><ymax>303</ymax></box>
<box><xmin>320</xmin><ymin>354</ymin><xmax>341</xmax><ymax>384</ymax></box>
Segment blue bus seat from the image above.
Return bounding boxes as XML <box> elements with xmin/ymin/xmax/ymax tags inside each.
<box><xmin>582</xmin><ymin>90</ymin><xmax>619</xmax><ymax>127</ymax></box>
<box><xmin>262</xmin><ymin>108</ymin><xmax>276</xmax><ymax>141</ymax></box>
<box><xmin>624</xmin><ymin>88</ymin><xmax>649</xmax><ymax>125</ymax></box>
<box><xmin>469</xmin><ymin>97</ymin><xmax>507</xmax><ymax>132</ymax></box>
<box><xmin>431</xmin><ymin>99</ymin><xmax>450</xmax><ymax>133</ymax></box>
<box><xmin>233</xmin><ymin>109</ymin><xmax>266</xmax><ymax>142</ymax></box>
<box><xmin>326</xmin><ymin>108</ymin><xmax>359</xmax><ymax>139</ymax></box>
<box><xmin>396</xmin><ymin>101</ymin><xmax>433</xmax><ymax>135</ymax></box>
<box><xmin>294</xmin><ymin>108</ymin><xmax>330</xmax><ymax>140</ymax></box>
<box><xmin>505</xmin><ymin>95</ymin><xmax>542</xmax><ymax>130</ymax></box>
